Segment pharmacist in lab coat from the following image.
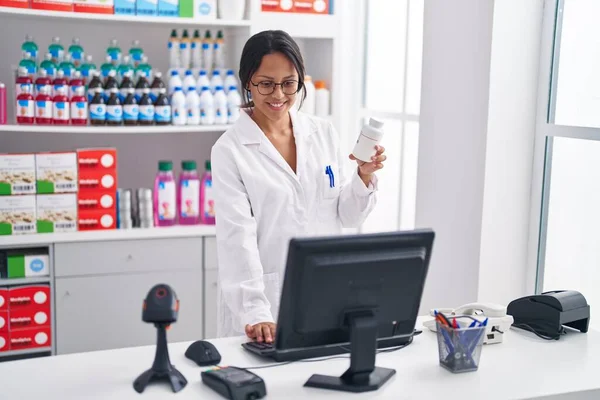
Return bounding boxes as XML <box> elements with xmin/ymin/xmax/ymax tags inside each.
<box><xmin>211</xmin><ymin>30</ymin><xmax>387</xmax><ymax>341</ymax></box>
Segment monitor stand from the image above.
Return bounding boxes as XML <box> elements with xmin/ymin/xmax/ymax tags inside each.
<box><xmin>304</xmin><ymin>310</ymin><xmax>396</xmax><ymax>393</ymax></box>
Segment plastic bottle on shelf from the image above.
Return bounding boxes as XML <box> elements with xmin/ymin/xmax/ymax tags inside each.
<box><xmin>79</xmin><ymin>55</ymin><xmax>97</xmax><ymax>80</ymax></box>
<box><xmin>52</xmin><ymin>69</ymin><xmax>68</xmax><ymax>97</ymax></box>
<box><xmin>107</xmin><ymin>39</ymin><xmax>122</xmax><ymax>66</ymax></box>
<box><xmin>168</xmin><ymin>29</ymin><xmax>180</xmax><ymax>72</ymax></box>
<box><xmin>16</xmin><ymin>84</ymin><xmax>35</xmax><ymax>125</ymax></box>
<box><xmin>199</xmin><ymin>86</ymin><xmax>215</xmax><ymax>125</ymax></box>
<box><xmin>68</xmin><ymin>37</ymin><xmax>85</xmax><ymax>69</ymax></box>
<box><xmin>52</xmin><ymin>85</ymin><xmax>70</xmax><ymax>125</ymax></box>
<box><xmin>138</xmin><ymin>88</ymin><xmax>154</xmax><ymax>126</ymax></box>
<box><xmin>118</xmin><ymin>55</ymin><xmax>134</xmax><ymax>81</ymax></box>
<box><xmin>224</xmin><ymin>70</ymin><xmax>237</xmax><ymax>93</ymax></box>
<box><xmin>119</xmin><ymin>70</ymin><xmax>134</xmax><ymax>103</ymax></box>
<box><xmin>210</xmin><ymin>70</ymin><xmax>224</xmax><ymax>94</ymax></box>
<box><xmin>213</xmin><ymin>86</ymin><xmax>228</xmax><ymax>125</ymax></box>
<box><xmin>69</xmin><ymin>71</ymin><xmax>84</xmax><ymax>100</ymax></box>
<box><xmin>180</xmin><ymin>29</ymin><xmax>191</xmax><ymax>70</ymax></box>
<box><xmin>104</xmin><ymin>70</ymin><xmax>119</xmax><ymax>101</ymax></box>
<box><xmin>185</xmin><ymin>85</ymin><xmax>200</xmax><ymax>125</ymax></box>
<box><xmin>70</xmin><ymin>86</ymin><xmax>88</xmax><ymax>126</ymax></box>
<box><xmin>35</xmin><ymin>69</ymin><xmax>52</xmax><ymax>96</ymax></box>
<box><xmin>303</xmin><ymin>75</ymin><xmax>316</xmax><ymax>115</ymax></box>
<box><xmin>48</xmin><ymin>37</ymin><xmax>64</xmax><ymax>64</ymax></box>
<box><xmin>168</xmin><ymin>70</ymin><xmax>183</xmax><ymax>96</ymax></box>
<box><xmin>21</xmin><ymin>35</ymin><xmax>39</xmax><ymax>63</ymax></box>
<box><xmin>202</xmin><ymin>30</ymin><xmax>213</xmax><ymax>72</ymax></box>
<box><xmin>106</xmin><ymin>88</ymin><xmax>123</xmax><ymax>126</ymax></box>
<box><xmin>352</xmin><ymin>118</ymin><xmax>385</xmax><ymax>162</ymax></box>
<box><xmin>183</xmin><ymin>70</ymin><xmax>196</xmax><ymax>95</ymax></box>
<box><xmin>15</xmin><ymin>67</ymin><xmax>32</xmax><ymax>100</ymax></box>
<box><xmin>58</xmin><ymin>54</ymin><xmax>76</xmax><ymax>78</ymax></box>
<box><xmin>100</xmin><ymin>56</ymin><xmax>116</xmax><ymax>81</ymax></box>
<box><xmin>196</xmin><ymin>70</ymin><xmax>210</xmax><ymax>93</ymax></box>
<box><xmin>0</xmin><ymin>83</ymin><xmax>6</xmax><ymax>125</ymax></box>
<box><xmin>154</xmin><ymin>88</ymin><xmax>172</xmax><ymax>126</ymax></box>
<box><xmin>40</xmin><ymin>53</ymin><xmax>57</xmax><ymax>78</ymax></box>
<box><xmin>200</xmin><ymin>160</ymin><xmax>215</xmax><ymax>225</ymax></box>
<box><xmin>192</xmin><ymin>29</ymin><xmax>202</xmax><ymax>75</ymax></box>
<box><xmin>35</xmin><ymin>86</ymin><xmax>53</xmax><ymax>125</ymax></box>
<box><xmin>129</xmin><ymin>39</ymin><xmax>145</xmax><ymax>68</ymax></box>
<box><xmin>153</xmin><ymin>160</ymin><xmax>177</xmax><ymax>227</ymax></box>
<box><xmin>136</xmin><ymin>56</ymin><xmax>153</xmax><ymax>79</ymax></box>
<box><xmin>19</xmin><ymin>52</ymin><xmax>37</xmax><ymax>78</ymax></box>
<box><xmin>150</xmin><ymin>71</ymin><xmax>166</xmax><ymax>102</ymax></box>
<box><xmin>171</xmin><ymin>86</ymin><xmax>187</xmax><ymax>126</ymax></box>
<box><xmin>314</xmin><ymin>80</ymin><xmax>330</xmax><ymax>117</ymax></box>
<box><xmin>89</xmin><ymin>87</ymin><xmax>107</xmax><ymax>125</ymax></box>
<box><xmin>213</xmin><ymin>30</ymin><xmax>225</xmax><ymax>70</ymax></box>
<box><xmin>134</xmin><ymin>70</ymin><xmax>150</xmax><ymax>102</ymax></box>
<box><xmin>178</xmin><ymin>160</ymin><xmax>201</xmax><ymax>225</ymax></box>
<box><xmin>123</xmin><ymin>88</ymin><xmax>139</xmax><ymax>126</ymax></box>
<box><xmin>227</xmin><ymin>86</ymin><xmax>241</xmax><ymax>124</ymax></box>
<box><xmin>87</xmin><ymin>70</ymin><xmax>103</xmax><ymax>102</ymax></box>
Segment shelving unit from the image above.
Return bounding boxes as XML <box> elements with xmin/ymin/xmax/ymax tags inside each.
<box><xmin>0</xmin><ymin>124</ymin><xmax>232</xmax><ymax>135</ymax></box>
<box><xmin>0</xmin><ymin>347</ymin><xmax>52</xmax><ymax>358</ymax></box>
<box><xmin>0</xmin><ymin>277</ymin><xmax>51</xmax><ymax>286</ymax></box>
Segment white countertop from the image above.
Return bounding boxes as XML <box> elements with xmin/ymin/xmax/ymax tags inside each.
<box><xmin>0</xmin><ymin>225</ymin><xmax>216</xmax><ymax>247</ymax></box>
<box><xmin>1</xmin><ymin>318</ymin><xmax>599</xmax><ymax>399</ymax></box>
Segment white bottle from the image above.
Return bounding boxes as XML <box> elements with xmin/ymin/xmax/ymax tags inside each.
<box><xmin>171</xmin><ymin>86</ymin><xmax>187</xmax><ymax>126</ymax></box>
<box><xmin>303</xmin><ymin>75</ymin><xmax>316</xmax><ymax>115</ymax></box>
<box><xmin>199</xmin><ymin>86</ymin><xmax>215</xmax><ymax>125</ymax></box>
<box><xmin>168</xmin><ymin>70</ymin><xmax>183</xmax><ymax>96</ymax></box>
<box><xmin>196</xmin><ymin>69</ymin><xmax>210</xmax><ymax>93</ymax></box>
<box><xmin>314</xmin><ymin>80</ymin><xmax>330</xmax><ymax>117</ymax></box>
<box><xmin>352</xmin><ymin>118</ymin><xmax>385</xmax><ymax>162</ymax></box>
<box><xmin>168</xmin><ymin>29</ymin><xmax>180</xmax><ymax>71</ymax></box>
<box><xmin>218</xmin><ymin>0</ymin><xmax>246</xmax><ymax>20</ymax></box>
<box><xmin>226</xmin><ymin>86</ymin><xmax>242</xmax><ymax>124</ymax></box>
<box><xmin>224</xmin><ymin>70</ymin><xmax>238</xmax><ymax>93</ymax></box>
<box><xmin>183</xmin><ymin>70</ymin><xmax>196</xmax><ymax>95</ymax></box>
<box><xmin>213</xmin><ymin>86</ymin><xmax>228</xmax><ymax>125</ymax></box>
<box><xmin>210</xmin><ymin>70</ymin><xmax>224</xmax><ymax>94</ymax></box>
<box><xmin>185</xmin><ymin>86</ymin><xmax>200</xmax><ymax>125</ymax></box>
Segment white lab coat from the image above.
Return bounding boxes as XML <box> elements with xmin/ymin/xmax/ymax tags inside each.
<box><xmin>211</xmin><ymin>108</ymin><xmax>378</xmax><ymax>338</ymax></box>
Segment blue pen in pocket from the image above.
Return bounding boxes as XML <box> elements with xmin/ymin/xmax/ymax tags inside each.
<box><xmin>325</xmin><ymin>166</ymin><xmax>334</xmax><ymax>188</ymax></box>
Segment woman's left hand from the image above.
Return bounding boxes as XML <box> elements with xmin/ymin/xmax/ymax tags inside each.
<box><xmin>349</xmin><ymin>145</ymin><xmax>386</xmax><ymax>186</ymax></box>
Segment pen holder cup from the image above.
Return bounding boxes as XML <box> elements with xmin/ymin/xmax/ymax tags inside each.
<box><xmin>436</xmin><ymin>318</ymin><xmax>485</xmax><ymax>373</ymax></box>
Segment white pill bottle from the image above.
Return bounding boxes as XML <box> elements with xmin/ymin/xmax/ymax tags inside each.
<box><xmin>352</xmin><ymin>118</ymin><xmax>385</xmax><ymax>162</ymax></box>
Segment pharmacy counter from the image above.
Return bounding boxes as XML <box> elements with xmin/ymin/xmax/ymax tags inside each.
<box><xmin>1</xmin><ymin>318</ymin><xmax>599</xmax><ymax>400</ymax></box>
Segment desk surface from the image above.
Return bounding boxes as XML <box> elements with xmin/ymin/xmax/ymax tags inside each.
<box><xmin>2</xmin><ymin>318</ymin><xmax>600</xmax><ymax>400</ymax></box>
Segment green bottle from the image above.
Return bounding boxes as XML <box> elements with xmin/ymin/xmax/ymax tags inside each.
<box><xmin>79</xmin><ymin>55</ymin><xmax>97</xmax><ymax>79</ymax></box>
<box><xmin>58</xmin><ymin>54</ymin><xmax>76</xmax><ymax>78</ymax></box>
<box><xmin>21</xmin><ymin>35</ymin><xmax>38</xmax><ymax>63</ymax></box>
<box><xmin>40</xmin><ymin>53</ymin><xmax>57</xmax><ymax>78</ymax></box>
<box><xmin>48</xmin><ymin>36</ymin><xmax>64</xmax><ymax>64</ymax></box>
<box><xmin>117</xmin><ymin>55</ymin><xmax>135</xmax><ymax>81</ymax></box>
<box><xmin>135</xmin><ymin>55</ymin><xmax>152</xmax><ymax>79</ymax></box>
<box><xmin>106</xmin><ymin>38</ymin><xmax>122</xmax><ymax>66</ymax></box>
<box><xmin>18</xmin><ymin>51</ymin><xmax>37</xmax><ymax>77</ymax></box>
<box><xmin>129</xmin><ymin>39</ymin><xmax>144</xmax><ymax>68</ymax></box>
<box><xmin>101</xmin><ymin>55</ymin><xmax>117</xmax><ymax>80</ymax></box>
<box><xmin>68</xmin><ymin>37</ymin><xmax>85</xmax><ymax>69</ymax></box>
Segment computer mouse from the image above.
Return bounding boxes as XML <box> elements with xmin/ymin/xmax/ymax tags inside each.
<box><xmin>185</xmin><ymin>340</ymin><xmax>222</xmax><ymax>366</ymax></box>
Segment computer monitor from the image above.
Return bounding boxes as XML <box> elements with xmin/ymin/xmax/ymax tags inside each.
<box><xmin>275</xmin><ymin>229</ymin><xmax>435</xmax><ymax>393</ymax></box>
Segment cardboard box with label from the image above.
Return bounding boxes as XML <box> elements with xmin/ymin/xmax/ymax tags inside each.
<box><xmin>77</xmin><ymin>148</ymin><xmax>117</xmax><ymax>172</ymax></box>
<box><xmin>0</xmin><ymin>0</ymin><xmax>29</xmax><ymax>8</ymax></box>
<box><xmin>9</xmin><ymin>307</ymin><xmax>51</xmax><ymax>330</ymax></box>
<box><xmin>78</xmin><ymin>209</ymin><xmax>117</xmax><ymax>231</ymax></box>
<box><xmin>114</xmin><ymin>0</ymin><xmax>135</xmax><ymax>14</ymax></box>
<box><xmin>74</xmin><ymin>0</ymin><xmax>114</xmax><ymax>13</ymax></box>
<box><xmin>36</xmin><ymin>194</ymin><xmax>78</xmax><ymax>233</ymax></box>
<box><xmin>78</xmin><ymin>191</ymin><xmax>116</xmax><ymax>211</ymax></box>
<box><xmin>31</xmin><ymin>0</ymin><xmax>74</xmax><ymax>11</ymax></box>
<box><xmin>179</xmin><ymin>0</ymin><xmax>215</xmax><ymax>19</ymax></box>
<box><xmin>0</xmin><ymin>195</ymin><xmax>37</xmax><ymax>236</ymax></box>
<box><xmin>9</xmin><ymin>285</ymin><xmax>51</xmax><ymax>310</ymax></box>
<box><xmin>0</xmin><ymin>332</ymin><xmax>7</xmax><ymax>352</ymax></box>
<box><xmin>9</xmin><ymin>326</ymin><xmax>52</xmax><ymax>350</ymax></box>
<box><xmin>1</xmin><ymin>251</ymin><xmax>49</xmax><ymax>279</ymax></box>
<box><xmin>0</xmin><ymin>288</ymin><xmax>7</xmax><ymax>310</ymax></box>
<box><xmin>0</xmin><ymin>311</ymin><xmax>7</xmax><ymax>333</ymax></box>
<box><xmin>136</xmin><ymin>0</ymin><xmax>157</xmax><ymax>15</ymax></box>
<box><xmin>36</xmin><ymin>152</ymin><xmax>78</xmax><ymax>194</ymax></box>
<box><xmin>0</xmin><ymin>154</ymin><xmax>36</xmax><ymax>196</ymax></box>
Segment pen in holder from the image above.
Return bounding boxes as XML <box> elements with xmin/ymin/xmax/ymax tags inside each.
<box><xmin>435</xmin><ymin>315</ymin><xmax>486</xmax><ymax>373</ymax></box>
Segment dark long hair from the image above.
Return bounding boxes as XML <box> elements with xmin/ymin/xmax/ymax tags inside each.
<box><xmin>238</xmin><ymin>30</ymin><xmax>306</xmax><ymax>109</ymax></box>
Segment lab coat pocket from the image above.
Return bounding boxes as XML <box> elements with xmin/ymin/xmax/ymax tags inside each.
<box><xmin>263</xmin><ymin>272</ymin><xmax>280</xmax><ymax>318</ymax></box>
<box><xmin>322</xmin><ymin>163</ymin><xmax>341</xmax><ymax>200</ymax></box>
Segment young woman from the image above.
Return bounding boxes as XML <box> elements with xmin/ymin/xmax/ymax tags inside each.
<box><xmin>211</xmin><ymin>30</ymin><xmax>387</xmax><ymax>342</ymax></box>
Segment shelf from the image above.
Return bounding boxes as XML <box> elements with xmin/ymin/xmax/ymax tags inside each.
<box><xmin>0</xmin><ymin>124</ymin><xmax>232</xmax><ymax>135</ymax></box>
<box><xmin>0</xmin><ymin>7</ymin><xmax>251</xmax><ymax>27</ymax></box>
<box><xmin>0</xmin><ymin>347</ymin><xmax>52</xmax><ymax>358</ymax></box>
<box><xmin>0</xmin><ymin>277</ymin><xmax>51</xmax><ymax>287</ymax></box>
<box><xmin>251</xmin><ymin>12</ymin><xmax>339</xmax><ymax>39</ymax></box>
<box><xmin>0</xmin><ymin>225</ymin><xmax>216</xmax><ymax>248</ymax></box>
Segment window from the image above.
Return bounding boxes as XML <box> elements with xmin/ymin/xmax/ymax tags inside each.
<box><xmin>359</xmin><ymin>0</ymin><xmax>424</xmax><ymax>233</ymax></box>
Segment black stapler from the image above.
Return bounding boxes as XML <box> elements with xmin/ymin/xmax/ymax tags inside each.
<box><xmin>507</xmin><ymin>290</ymin><xmax>590</xmax><ymax>340</ymax></box>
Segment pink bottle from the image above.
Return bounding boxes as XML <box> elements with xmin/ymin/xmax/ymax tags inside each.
<box><xmin>69</xmin><ymin>70</ymin><xmax>84</xmax><ymax>100</ymax></box>
<box><xmin>153</xmin><ymin>160</ymin><xmax>177</xmax><ymax>227</ymax></box>
<box><xmin>52</xmin><ymin>69</ymin><xmax>68</xmax><ymax>96</ymax></box>
<box><xmin>200</xmin><ymin>160</ymin><xmax>215</xmax><ymax>225</ymax></box>
<box><xmin>0</xmin><ymin>83</ymin><xmax>6</xmax><ymax>125</ymax></box>
<box><xmin>70</xmin><ymin>86</ymin><xmax>88</xmax><ymax>126</ymax></box>
<box><xmin>15</xmin><ymin>67</ymin><xmax>32</xmax><ymax>100</ymax></box>
<box><xmin>35</xmin><ymin>69</ymin><xmax>52</xmax><ymax>96</ymax></box>
<box><xmin>16</xmin><ymin>84</ymin><xmax>34</xmax><ymax>125</ymax></box>
<box><xmin>52</xmin><ymin>86</ymin><xmax>70</xmax><ymax>125</ymax></box>
<box><xmin>178</xmin><ymin>160</ymin><xmax>201</xmax><ymax>225</ymax></box>
<box><xmin>35</xmin><ymin>86</ymin><xmax>53</xmax><ymax>125</ymax></box>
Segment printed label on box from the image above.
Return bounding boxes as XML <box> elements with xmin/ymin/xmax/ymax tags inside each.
<box><xmin>194</xmin><ymin>0</ymin><xmax>216</xmax><ymax>18</ymax></box>
<box><xmin>9</xmin><ymin>285</ymin><xmax>51</xmax><ymax>309</ymax></box>
<box><xmin>136</xmin><ymin>0</ymin><xmax>157</xmax><ymax>15</ymax></box>
<box><xmin>31</xmin><ymin>0</ymin><xmax>74</xmax><ymax>11</ymax></box>
<box><xmin>9</xmin><ymin>326</ymin><xmax>51</xmax><ymax>350</ymax></box>
<box><xmin>0</xmin><ymin>195</ymin><xmax>36</xmax><ymax>236</ymax></box>
<box><xmin>78</xmin><ymin>170</ymin><xmax>117</xmax><ymax>192</ymax></box>
<box><xmin>78</xmin><ymin>209</ymin><xmax>117</xmax><ymax>231</ymax></box>
<box><xmin>7</xmin><ymin>254</ymin><xmax>50</xmax><ymax>278</ymax></box>
<box><xmin>36</xmin><ymin>152</ymin><xmax>78</xmax><ymax>194</ymax></box>
<box><xmin>261</xmin><ymin>0</ymin><xmax>294</xmax><ymax>12</ymax></box>
<box><xmin>0</xmin><ymin>311</ymin><xmax>8</xmax><ymax>332</ymax></box>
<box><xmin>0</xmin><ymin>154</ymin><xmax>36</xmax><ymax>196</ymax></box>
<box><xmin>36</xmin><ymin>194</ymin><xmax>78</xmax><ymax>233</ymax></box>
<box><xmin>0</xmin><ymin>289</ymin><xmax>7</xmax><ymax>310</ymax></box>
<box><xmin>74</xmin><ymin>0</ymin><xmax>114</xmax><ymax>13</ymax></box>
<box><xmin>78</xmin><ymin>191</ymin><xmax>116</xmax><ymax>211</ymax></box>
<box><xmin>9</xmin><ymin>307</ymin><xmax>51</xmax><ymax>330</ymax></box>
<box><xmin>114</xmin><ymin>0</ymin><xmax>135</xmax><ymax>14</ymax></box>
<box><xmin>0</xmin><ymin>332</ymin><xmax>7</xmax><ymax>352</ymax></box>
<box><xmin>77</xmin><ymin>148</ymin><xmax>117</xmax><ymax>171</ymax></box>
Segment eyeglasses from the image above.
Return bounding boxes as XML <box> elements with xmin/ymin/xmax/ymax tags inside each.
<box><xmin>249</xmin><ymin>80</ymin><xmax>301</xmax><ymax>96</ymax></box>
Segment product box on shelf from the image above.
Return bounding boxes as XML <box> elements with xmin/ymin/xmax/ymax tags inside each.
<box><xmin>0</xmin><ymin>154</ymin><xmax>36</xmax><ymax>196</ymax></box>
<box><xmin>8</xmin><ymin>285</ymin><xmax>51</xmax><ymax>310</ymax></box>
<box><xmin>0</xmin><ymin>288</ymin><xmax>7</xmax><ymax>310</ymax></box>
<box><xmin>74</xmin><ymin>0</ymin><xmax>114</xmax><ymax>13</ymax></box>
<box><xmin>35</xmin><ymin>152</ymin><xmax>78</xmax><ymax>194</ymax></box>
<box><xmin>0</xmin><ymin>250</ymin><xmax>49</xmax><ymax>279</ymax></box>
<box><xmin>78</xmin><ymin>170</ymin><xmax>117</xmax><ymax>192</ymax></box>
<box><xmin>0</xmin><ymin>195</ymin><xmax>36</xmax><ymax>236</ymax></box>
<box><xmin>31</xmin><ymin>0</ymin><xmax>74</xmax><ymax>11</ymax></box>
<box><xmin>78</xmin><ymin>209</ymin><xmax>117</xmax><ymax>231</ymax></box>
<box><xmin>78</xmin><ymin>191</ymin><xmax>116</xmax><ymax>211</ymax></box>
<box><xmin>0</xmin><ymin>0</ymin><xmax>30</xmax><ymax>8</ymax></box>
<box><xmin>36</xmin><ymin>194</ymin><xmax>78</xmax><ymax>234</ymax></box>
<box><xmin>158</xmin><ymin>0</ymin><xmax>177</xmax><ymax>16</ymax></box>
<box><xmin>114</xmin><ymin>0</ymin><xmax>135</xmax><ymax>14</ymax></box>
<box><xmin>293</xmin><ymin>0</ymin><xmax>328</xmax><ymax>14</ymax></box>
<box><xmin>0</xmin><ymin>332</ymin><xmax>7</xmax><ymax>352</ymax></box>
<box><xmin>179</xmin><ymin>0</ymin><xmax>215</xmax><ymax>19</ymax></box>
<box><xmin>9</xmin><ymin>307</ymin><xmax>51</xmax><ymax>330</ymax></box>
<box><xmin>9</xmin><ymin>326</ymin><xmax>52</xmax><ymax>351</ymax></box>
<box><xmin>136</xmin><ymin>0</ymin><xmax>157</xmax><ymax>16</ymax></box>
<box><xmin>0</xmin><ymin>310</ymin><xmax>7</xmax><ymax>333</ymax></box>
<box><xmin>261</xmin><ymin>0</ymin><xmax>294</xmax><ymax>12</ymax></box>
<box><xmin>77</xmin><ymin>148</ymin><xmax>117</xmax><ymax>172</ymax></box>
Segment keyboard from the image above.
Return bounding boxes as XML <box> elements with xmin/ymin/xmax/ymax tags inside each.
<box><xmin>243</xmin><ymin>341</ymin><xmax>275</xmax><ymax>354</ymax></box>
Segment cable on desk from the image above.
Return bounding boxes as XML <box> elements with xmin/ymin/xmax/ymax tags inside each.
<box><xmin>511</xmin><ymin>323</ymin><xmax>565</xmax><ymax>341</ymax></box>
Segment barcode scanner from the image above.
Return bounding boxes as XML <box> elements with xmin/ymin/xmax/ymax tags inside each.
<box><xmin>133</xmin><ymin>284</ymin><xmax>188</xmax><ymax>394</ymax></box>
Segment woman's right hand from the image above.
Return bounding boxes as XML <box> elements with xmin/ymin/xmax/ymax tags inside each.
<box><xmin>245</xmin><ymin>322</ymin><xmax>276</xmax><ymax>343</ymax></box>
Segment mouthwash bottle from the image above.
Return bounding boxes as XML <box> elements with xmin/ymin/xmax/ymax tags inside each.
<box><xmin>104</xmin><ymin>70</ymin><xmax>119</xmax><ymax>101</ymax></box>
<box><xmin>178</xmin><ymin>160</ymin><xmax>200</xmax><ymax>225</ymax></box>
<box><xmin>200</xmin><ymin>160</ymin><xmax>215</xmax><ymax>225</ymax></box>
<box><xmin>119</xmin><ymin>70</ymin><xmax>134</xmax><ymax>102</ymax></box>
<box><xmin>135</xmin><ymin>56</ymin><xmax>152</xmax><ymax>79</ymax></box>
<box><xmin>153</xmin><ymin>161</ymin><xmax>177</xmax><ymax>227</ymax></box>
<box><xmin>48</xmin><ymin>37</ymin><xmax>65</xmax><ymax>64</ymax></box>
<box><xmin>107</xmin><ymin>39</ymin><xmax>122</xmax><ymax>66</ymax></box>
<box><xmin>19</xmin><ymin>51</ymin><xmax>37</xmax><ymax>77</ymax></box>
<box><xmin>40</xmin><ymin>53</ymin><xmax>57</xmax><ymax>78</ymax></box>
<box><xmin>118</xmin><ymin>55</ymin><xmax>134</xmax><ymax>81</ymax></box>
<box><xmin>79</xmin><ymin>55</ymin><xmax>97</xmax><ymax>79</ymax></box>
<box><xmin>129</xmin><ymin>39</ymin><xmax>145</xmax><ymax>68</ymax></box>
<box><xmin>100</xmin><ymin>56</ymin><xmax>116</xmax><ymax>81</ymax></box>
<box><xmin>134</xmin><ymin>70</ymin><xmax>150</xmax><ymax>102</ymax></box>
<box><xmin>68</xmin><ymin>37</ymin><xmax>85</xmax><ymax>69</ymax></box>
<box><xmin>21</xmin><ymin>35</ymin><xmax>38</xmax><ymax>63</ymax></box>
<box><xmin>87</xmin><ymin>70</ymin><xmax>103</xmax><ymax>102</ymax></box>
<box><xmin>58</xmin><ymin>54</ymin><xmax>76</xmax><ymax>78</ymax></box>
